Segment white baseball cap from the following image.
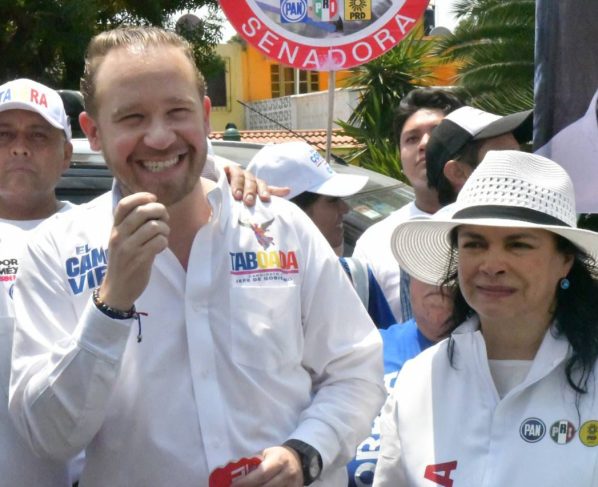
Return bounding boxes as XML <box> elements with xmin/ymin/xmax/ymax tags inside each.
<box><xmin>247</xmin><ymin>141</ymin><xmax>368</xmax><ymax>200</ymax></box>
<box><xmin>0</xmin><ymin>78</ymin><xmax>72</xmax><ymax>141</ymax></box>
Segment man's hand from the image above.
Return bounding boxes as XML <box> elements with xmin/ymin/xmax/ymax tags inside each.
<box><xmin>231</xmin><ymin>446</ymin><xmax>303</xmax><ymax>487</ymax></box>
<box><xmin>224</xmin><ymin>165</ymin><xmax>290</xmax><ymax>206</ymax></box>
<box><xmin>98</xmin><ymin>192</ymin><xmax>169</xmax><ymax>311</ymax></box>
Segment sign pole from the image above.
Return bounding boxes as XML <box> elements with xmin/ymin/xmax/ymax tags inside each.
<box><xmin>326</xmin><ymin>70</ymin><xmax>336</xmax><ymax>163</ymax></box>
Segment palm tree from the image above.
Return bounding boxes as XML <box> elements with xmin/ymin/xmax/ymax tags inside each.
<box><xmin>337</xmin><ymin>31</ymin><xmax>437</xmax><ymax>181</ymax></box>
<box><xmin>433</xmin><ymin>0</ymin><xmax>535</xmax><ymax>114</ymax></box>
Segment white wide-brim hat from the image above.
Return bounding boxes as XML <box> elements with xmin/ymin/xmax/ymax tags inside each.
<box><xmin>391</xmin><ymin>150</ymin><xmax>598</xmax><ymax>285</ymax></box>
<box><xmin>247</xmin><ymin>141</ymin><xmax>368</xmax><ymax>200</ymax></box>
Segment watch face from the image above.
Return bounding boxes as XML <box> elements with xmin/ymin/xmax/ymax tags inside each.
<box><xmin>308</xmin><ymin>455</ymin><xmax>321</xmax><ymax>478</ymax></box>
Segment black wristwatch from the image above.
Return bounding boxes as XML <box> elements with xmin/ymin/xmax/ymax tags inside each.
<box><xmin>283</xmin><ymin>439</ymin><xmax>323</xmax><ymax>485</ymax></box>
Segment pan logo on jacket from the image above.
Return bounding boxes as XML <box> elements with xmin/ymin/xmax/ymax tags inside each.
<box><xmin>65</xmin><ymin>244</ymin><xmax>108</xmax><ymax>295</ymax></box>
<box><xmin>519</xmin><ymin>417</ymin><xmax>546</xmax><ymax>443</ymax></box>
<box><xmin>239</xmin><ymin>217</ymin><xmax>275</xmax><ymax>250</ymax></box>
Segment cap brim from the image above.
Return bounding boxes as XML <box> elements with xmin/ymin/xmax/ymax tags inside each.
<box><xmin>0</xmin><ymin>101</ymin><xmax>67</xmax><ymax>132</ymax></box>
<box><xmin>308</xmin><ymin>173</ymin><xmax>368</xmax><ymax>197</ymax></box>
<box><xmin>391</xmin><ymin>211</ymin><xmax>598</xmax><ymax>286</ymax></box>
<box><xmin>474</xmin><ymin>109</ymin><xmax>533</xmax><ymax>143</ymax></box>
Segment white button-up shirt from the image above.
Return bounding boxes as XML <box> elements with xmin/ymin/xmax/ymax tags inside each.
<box><xmin>10</xmin><ymin>171</ymin><xmax>385</xmax><ymax>486</ymax></box>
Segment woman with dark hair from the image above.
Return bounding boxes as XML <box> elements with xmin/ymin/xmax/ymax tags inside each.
<box><xmin>373</xmin><ymin>150</ymin><xmax>598</xmax><ymax>486</ymax></box>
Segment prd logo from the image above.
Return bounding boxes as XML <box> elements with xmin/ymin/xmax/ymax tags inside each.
<box><xmin>519</xmin><ymin>418</ymin><xmax>546</xmax><ymax>443</ymax></box>
<box><xmin>579</xmin><ymin>420</ymin><xmax>598</xmax><ymax>447</ymax></box>
<box><xmin>281</xmin><ymin>0</ymin><xmax>307</xmax><ymax>23</ymax></box>
<box><xmin>345</xmin><ymin>0</ymin><xmax>372</xmax><ymax>21</ymax></box>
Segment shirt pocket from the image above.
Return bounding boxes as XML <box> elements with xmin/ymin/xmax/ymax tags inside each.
<box><xmin>230</xmin><ymin>285</ymin><xmax>302</xmax><ymax>370</ymax></box>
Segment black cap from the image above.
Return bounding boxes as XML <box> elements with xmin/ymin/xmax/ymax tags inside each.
<box><xmin>426</xmin><ymin>107</ymin><xmax>533</xmax><ymax>189</ymax></box>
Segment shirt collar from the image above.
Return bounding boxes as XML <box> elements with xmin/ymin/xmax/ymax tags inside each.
<box><xmin>109</xmin><ymin>167</ymin><xmax>232</xmax><ymax>234</ymax></box>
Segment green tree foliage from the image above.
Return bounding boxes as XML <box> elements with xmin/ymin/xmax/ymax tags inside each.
<box><xmin>0</xmin><ymin>0</ymin><xmax>224</xmax><ymax>90</ymax></box>
<box><xmin>337</xmin><ymin>32</ymin><xmax>437</xmax><ymax>181</ymax></box>
<box><xmin>434</xmin><ymin>0</ymin><xmax>535</xmax><ymax>114</ymax></box>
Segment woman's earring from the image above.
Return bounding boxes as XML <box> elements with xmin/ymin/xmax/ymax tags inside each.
<box><xmin>559</xmin><ymin>277</ymin><xmax>570</xmax><ymax>290</ymax></box>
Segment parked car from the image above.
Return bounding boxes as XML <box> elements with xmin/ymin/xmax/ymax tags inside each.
<box><xmin>56</xmin><ymin>139</ymin><xmax>415</xmax><ymax>254</ymax></box>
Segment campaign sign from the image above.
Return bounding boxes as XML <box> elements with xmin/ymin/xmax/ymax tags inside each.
<box><xmin>219</xmin><ymin>0</ymin><xmax>430</xmax><ymax>71</ymax></box>
<box><xmin>209</xmin><ymin>456</ymin><xmax>262</xmax><ymax>486</ymax></box>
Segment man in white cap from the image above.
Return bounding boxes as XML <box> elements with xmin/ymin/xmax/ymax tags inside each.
<box><xmin>0</xmin><ymin>78</ymin><xmax>74</xmax><ymax>485</ymax></box>
<box><xmin>248</xmin><ymin>140</ymin><xmax>396</xmax><ymax>328</ymax></box>
<box><xmin>247</xmin><ymin>140</ymin><xmax>368</xmax><ymax>256</ymax></box>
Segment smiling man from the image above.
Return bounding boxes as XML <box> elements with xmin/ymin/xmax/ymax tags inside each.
<box><xmin>9</xmin><ymin>26</ymin><xmax>384</xmax><ymax>487</ymax></box>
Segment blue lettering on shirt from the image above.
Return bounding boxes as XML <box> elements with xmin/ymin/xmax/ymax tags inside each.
<box><xmin>66</xmin><ymin>246</ymin><xmax>108</xmax><ymax>295</ymax></box>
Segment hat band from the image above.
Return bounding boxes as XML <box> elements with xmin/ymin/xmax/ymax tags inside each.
<box><xmin>453</xmin><ymin>205</ymin><xmax>570</xmax><ymax>227</ymax></box>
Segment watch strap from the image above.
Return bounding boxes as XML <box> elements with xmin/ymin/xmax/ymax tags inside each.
<box><xmin>282</xmin><ymin>439</ymin><xmax>322</xmax><ymax>485</ymax></box>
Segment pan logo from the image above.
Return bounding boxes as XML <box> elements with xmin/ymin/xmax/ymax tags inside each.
<box><xmin>519</xmin><ymin>417</ymin><xmax>546</xmax><ymax>443</ymax></box>
<box><xmin>281</xmin><ymin>0</ymin><xmax>307</xmax><ymax>23</ymax></box>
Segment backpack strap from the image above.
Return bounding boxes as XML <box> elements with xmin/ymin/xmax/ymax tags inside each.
<box><xmin>339</xmin><ymin>257</ymin><xmax>370</xmax><ymax>309</ymax></box>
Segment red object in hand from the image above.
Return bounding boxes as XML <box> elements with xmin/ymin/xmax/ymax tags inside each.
<box><xmin>209</xmin><ymin>456</ymin><xmax>262</xmax><ymax>486</ymax></box>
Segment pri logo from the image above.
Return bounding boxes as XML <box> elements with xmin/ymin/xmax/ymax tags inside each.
<box><xmin>550</xmin><ymin>420</ymin><xmax>576</xmax><ymax>445</ymax></box>
<box><xmin>311</xmin><ymin>0</ymin><xmax>339</xmax><ymax>22</ymax></box>
<box><xmin>519</xmin><ymin>417</ymin><xmax>546</xmax><ymax>443</ymax></box>
<box><xmin>239</xmin><ymin>217</ymin><xmax>275</xmax><ymax>250</ymax></box>
<box><xmin>281</xmin><ymin>0</ymin><xmax>307</xmax><ymax>23</ymax></box>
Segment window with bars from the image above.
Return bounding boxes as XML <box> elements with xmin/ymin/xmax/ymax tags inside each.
<box><xmin>270</xmin><ymin>65</ymin><xmax>320</xmax><ymax>98</ymax></box>
<box><xmin>205</xmin><ymin>58</ymin><xmax>230</xmax><ymax>109</ymax></box>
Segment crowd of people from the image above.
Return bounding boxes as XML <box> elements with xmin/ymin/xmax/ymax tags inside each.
<box><xmin>1</xmin><ymin>23</ymin><xmax>597</xmax><ymax>487</ymax></box>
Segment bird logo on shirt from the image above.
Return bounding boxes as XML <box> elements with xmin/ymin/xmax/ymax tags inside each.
<box><xmin>239</xmin><ymin>217</ymin><xmax>275</xmax><ymax>250</ymax></box>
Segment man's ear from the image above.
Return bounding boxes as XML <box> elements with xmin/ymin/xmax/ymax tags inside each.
<box><xmin>61</xmin><ymin>141</ymin><xmax>73</xmax><ymax>173</ymax></box>
<box><xmin>443</xmin><ymin>160</ymin><xmax>473</xmax><ymax>193</ymax></box>
<box><xmin>79</xmin><ymin>111</ymin><xmax>102</xmax><ymax>151</ymax></box>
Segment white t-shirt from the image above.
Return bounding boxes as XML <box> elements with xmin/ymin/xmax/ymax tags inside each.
<box><xmin>353</xmin><ymin>202</ymin><xmax>431</xmax><ymax>320</ymax></box>
<box><xmin>0</xmin><ymin>204</ymin><xmax>74</xmax><ymax>486</ymax></box>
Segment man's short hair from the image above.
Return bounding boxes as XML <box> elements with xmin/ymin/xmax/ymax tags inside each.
<box><xmin>392</xmin><ymin>88</ymin><xmax>465</xmax><ymax>146</ymax></box>
<box><xmin>80</xmin><ymin>26</ymin><xmax>206</xmax><ymax>116</ymax></box>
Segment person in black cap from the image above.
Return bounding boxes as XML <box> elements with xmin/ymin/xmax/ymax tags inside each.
<box><xmin>426</xmin><ymin>106</ymin><xmax>533</xmax><ymax>206</ymax></box>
